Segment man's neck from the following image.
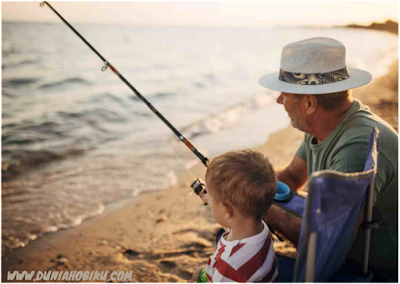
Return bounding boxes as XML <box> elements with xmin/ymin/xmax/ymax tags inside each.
<box><xmin>312</xmin><ymin>98</ymin><xmax>354</xmax><ymax>143</ymax></box>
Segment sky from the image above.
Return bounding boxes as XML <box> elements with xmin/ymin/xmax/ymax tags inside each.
<box><xmin>1</xmin><ymin>1</ymin><xmax>399</xmax><ymax>28</ymax></box>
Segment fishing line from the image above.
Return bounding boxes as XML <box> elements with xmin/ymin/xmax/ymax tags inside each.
<box><xmin>169</xmin><ymin>148</ymin><xmax>199</xmax><ymax>181</ymax></box>
<box><xmin>40</xmin><ymin>1</ymin><xmax>207</xmax><ymax>199</ymax></box>
<box><xmin>132</xmin><ymin>109</ymin><xmax>200</xmax><ymax>191</ymax></box>
<box><xmin>133</xmin><ymin>102</ymin><xmax>199</xmax><ymax>181</ymax></box>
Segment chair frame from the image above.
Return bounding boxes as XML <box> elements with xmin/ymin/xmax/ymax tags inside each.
<box><xmin>294</xmin><ymin>127</ymin><xmax>379</xmax><ymax>282</ymax></box>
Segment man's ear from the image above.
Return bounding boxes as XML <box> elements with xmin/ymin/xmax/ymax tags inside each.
<box><xmin>221</xmin><ymin>202</ymin><xmax>234</xmax><ymax>219</ymax></box>
<box><xmin>305</xmin><ymin>95</ymin><xmax>318</xmax><ymax>115</ymax></box>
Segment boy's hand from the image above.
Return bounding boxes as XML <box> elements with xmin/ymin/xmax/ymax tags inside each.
<box><xmin>199</xmin><ymin>189</ymin><xmax>208</xmax><ymax>205</ymax></box>
<box><xmin>191</xmin><ymin>178</ymin><xmax>208</xmax><ymax>205</ymax></box>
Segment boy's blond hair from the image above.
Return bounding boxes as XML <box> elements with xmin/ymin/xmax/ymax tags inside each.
<box><xmin>205</xmin><ymin>150</ymin><xmax>277</xmax><ymax>221</ymax></box>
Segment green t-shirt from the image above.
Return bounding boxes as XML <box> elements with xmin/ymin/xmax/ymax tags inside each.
<box><xmin>297</xmin><ymin>99</ymin><xmax>398</xmax><ymax>269</ymax></box>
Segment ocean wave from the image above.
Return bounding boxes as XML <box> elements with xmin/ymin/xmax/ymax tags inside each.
<box><xmin>60</xmin><ymin>108</ymin><xmax>128</xmax><ymax>124</ymax></box>
<box><xmin>86</xmin><ymin>92</ymin><xmax>125</xmax><ymax>104</ymax></box>
<box><xmin>128</xmin><ymin>91</ymin><xmax>175</xmax><ymax>102</ymax></box>
<box><xmin>181</xmin><ymin>105</ymin><xmax>246</xmax><ymax>139</ymax></box>
<box><xmin>153</xmin><ymin>92</ymin><xmax>175</xmax><ymax>99</ymax></box>
<box><xmin>1</xmin><ymin>123</ymin><xmax>18</xmax><ymax>131</ymax></box>
<box><xmin>128</xmin><ymin>95</ymin><xmax>141</xmax><ymax>102</ymax></box>
<box><xmin>2</xmin><ymin>121</ymin><xmax>66</xmax><ymax>146</ymax></box>
<box><xmin>2</xmin><ymin>202</ymin><xmax>104</xmax><ymax>251</ymax></box>
<box><xmin>80</xmin><ymin>93</ymin><xmax>148</xmax><ymax>117</ymax></box>
<box><xmin>2</xmin><ymin>59</ymin><xmax>39</xmax><ymax>70</ymax></box>
<box><xmin>179</xmin><ymin>94</ymin><xmax>274</xmax><ymax>139</ymax></box>
<box><xmin>2</xmin><ymin>91</ymin><xmax>16</xmax><ymax>99</ymax></box>
<box><xmin>2</xmin><ymin>136</ymin><xmax>45</xmax><ymax>146</ymax></box>
<box><xmin>2</xmin><ymin>77</ymin><xmax>40</xmax><ymax>88</ymax></box>
<box><xmin>39</xmin><ymin>77</ymin><xmax>92</xmax><ymax>89</ymax></box>
<box><xmin>1</xmin><ymin>148</ymin><xmax>86</xmax><ymax>181</ymax></box>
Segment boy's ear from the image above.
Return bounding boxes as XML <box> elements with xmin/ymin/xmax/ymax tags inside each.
<box><xmin>221</xmin><ymin>202</ymin><xmax>234</xmax><ymax>219</ymax></box>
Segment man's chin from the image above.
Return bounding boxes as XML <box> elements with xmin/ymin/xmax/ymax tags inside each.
<box><xmin>290</xmin><ymin>120</ymin><xmax>305</xmax><ymax>132</ymax></box>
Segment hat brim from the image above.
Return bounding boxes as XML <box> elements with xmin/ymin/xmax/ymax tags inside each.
<box><xmin>258</xmin><ymin>68</ymin><xmax>372</xmax><ymax>95</ymax></box>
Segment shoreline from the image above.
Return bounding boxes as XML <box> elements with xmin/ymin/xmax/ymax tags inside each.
<box><xmin>2</xmin><ymin>59</ymin><xmax>398</xmax><ymax>282</ymax></box>
<box><xmin>2</xmin><ymin>127</ymin><xmax>303</xmax><ymax>283</ymax></box>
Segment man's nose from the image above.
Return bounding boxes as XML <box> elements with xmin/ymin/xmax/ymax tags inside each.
<box><xmin>277</xmin><ymin>93</ymin><xmax>284</xmax><ymax>104</ymax></box>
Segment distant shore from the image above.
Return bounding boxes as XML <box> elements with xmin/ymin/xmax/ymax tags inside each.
<box><xmin>342</xmin><ymin>20</ymin><xmax>398</xmax><ymax>35</ymax></box>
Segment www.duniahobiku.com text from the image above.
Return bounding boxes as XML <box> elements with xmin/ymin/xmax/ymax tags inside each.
<box><xmin>7</xmin><ymin>270</ymin><xmax>133</xmax><ymax>282</ymax></box>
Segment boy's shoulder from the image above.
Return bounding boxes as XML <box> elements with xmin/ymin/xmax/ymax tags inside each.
<box><xmin>208</xmin><ymin>224</ymin><xmax>278</xmax><ymax>282</ymax></box>
<box><xmin>216</xmin><ymin>222</ymin><xmax>273</xmax><ymax>266</ymax></box>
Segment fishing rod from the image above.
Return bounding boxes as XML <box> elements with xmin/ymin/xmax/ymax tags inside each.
<box><xmin>40</xmin><ymin>1</ymin><xmax>208</xmax><ymax>200</ymax></box>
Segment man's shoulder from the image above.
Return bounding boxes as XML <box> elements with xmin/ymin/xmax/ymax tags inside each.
<box><xmin>345</xmin><ymin>101</ymin><xmax>397</xmax><ymax>138</ymax></box>
<box><xmin>332</xmin><ymin>105</ymin><xmax>398</xmax><ymax>172</ymax></box>
<box><xmin>333</xmin><ymin>104</ymin><xmax>397</xmax><ymax>151</ymax></box>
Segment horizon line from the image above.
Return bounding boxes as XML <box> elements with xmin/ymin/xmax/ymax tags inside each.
<box><xmin>2</xmin><ymin>18</ymin><xmax>398</xmax><ymax>29</ymax></box>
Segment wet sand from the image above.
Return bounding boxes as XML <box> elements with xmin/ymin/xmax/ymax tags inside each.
<box><xmin>2</xmin><ymin>59</ymin><xmax>398</xmax><ymax>282</ymax></box>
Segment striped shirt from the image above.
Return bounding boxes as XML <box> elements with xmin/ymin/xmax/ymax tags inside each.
<box><xmin>205</xmin><ymin>221</ymin><xmax>278</xmax><ymax>282</ymax></box>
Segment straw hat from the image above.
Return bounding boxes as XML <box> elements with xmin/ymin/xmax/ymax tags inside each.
<box><xmin>258</xmin><ymin>37</ymin><xmax>372</xmax><ymax>95</ymax></box>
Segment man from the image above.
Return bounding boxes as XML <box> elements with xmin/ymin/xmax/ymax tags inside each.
<box><xmin>258</xmin><ymin>37</ymin><xmax>398</xmax><ymax>281</ymax></box>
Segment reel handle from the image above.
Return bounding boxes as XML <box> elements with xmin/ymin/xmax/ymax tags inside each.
<box><xmin>191</xmin><ymin>178</ymin><xmax>208</xmax><ymax>205</ymax></box>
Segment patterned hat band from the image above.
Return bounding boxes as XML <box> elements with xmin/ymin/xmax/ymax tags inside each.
<box><xmin>279</xmin><ymin>67</ymin><xmax>350</xmax><ymax>85</ymax></box>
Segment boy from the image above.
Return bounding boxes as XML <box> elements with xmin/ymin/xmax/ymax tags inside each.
<box><xmin>193</xmin><ymin>150</ymin><xmax>278</xmax><ymax>282</ymax></box>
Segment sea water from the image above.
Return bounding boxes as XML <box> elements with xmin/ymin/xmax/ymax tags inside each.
<box><xmin>2</xmin><ymin>22</ymin><xmax>398</xmax><ymax>252</ymax></box>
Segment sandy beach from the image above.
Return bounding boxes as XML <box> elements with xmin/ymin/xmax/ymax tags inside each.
<box><xmin>2</xmin><ymin>59</ymin><xmax>398</xmax><ymax>282</ymax></box>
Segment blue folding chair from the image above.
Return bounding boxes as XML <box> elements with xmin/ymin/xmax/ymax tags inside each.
<box><xmin>275</xmin><ymin>127</ymin><xmax>379</xmax><ymax>282</ymax></box>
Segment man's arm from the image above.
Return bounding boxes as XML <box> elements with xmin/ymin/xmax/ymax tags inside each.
<box><xmin>263</xmin><ymin>154</ymin><xmax>308</xmax><ymax>246</ymax></box>
<box><xmin>264</xmin><ymin>204</ymin><xmax>302</xmax><ymax>246</ymax></box>
<box><xmin>277</xmin><ymin>154</ymin><xmax>308</xmax><ymax>191</ymax></box>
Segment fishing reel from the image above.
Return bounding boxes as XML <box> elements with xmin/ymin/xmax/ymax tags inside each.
<box><xmin>191</xmin><ymin>178</ymin><xmax>208</xmax><ymax>205</ymax></box>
